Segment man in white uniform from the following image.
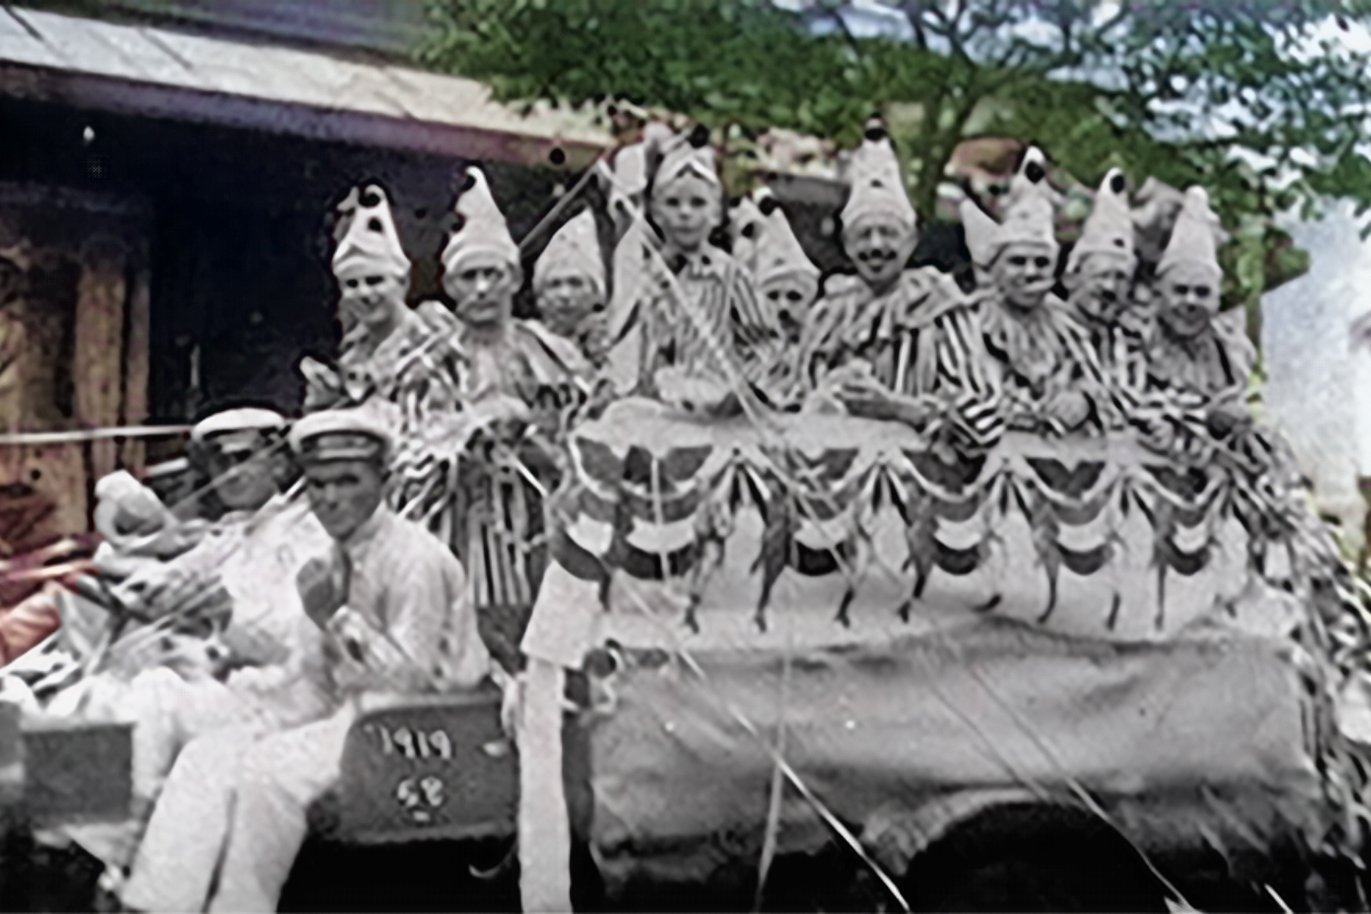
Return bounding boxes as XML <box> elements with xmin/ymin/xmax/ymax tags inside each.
<box><xmin>119</xmin><ymin>407</ymin><xmax>490</xmax><ymax>913</ymax></box>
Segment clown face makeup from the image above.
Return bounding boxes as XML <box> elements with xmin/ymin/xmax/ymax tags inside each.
<box><xmin>650</xmin><ymin>172</ymin><xmax>719</xmax><ymax>253</ymax></box>
<box><xmin>843</xmin><ymin>215</ymin><xmax>916</xmax><ymax>292</ymax></box>
<box><xmin>760</xmin><ymin>275</ymin><xmax>816</xmax><ymax>343</ymax></box>
<box><xmin>993</xmin><ymin>242</ymin><xmax>1056</xmax><ymax>311</ymax></box>
<box><xmin>537</xmin><ymin>270</ymin><xmax>604</xmax><ymax>338</ymax></box>
<box><xmin>1157</xmin><ymin>260</ymin><xmax>1220</xmax><ymax>339</ymax></box>
<box><xmin>1070</xmin><ymin>251</ymin><xmax>1135</xmax><ymax>322</ymax></box>
<box><xmin>445</xmin><ymin>253</ymin><xmax>519</xmax><ymax>330</ymax></box>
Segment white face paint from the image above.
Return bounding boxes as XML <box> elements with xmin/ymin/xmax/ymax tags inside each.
<box><xmin>1157</xmin><ymin>260</ymin><xmax>1221</xmax><ymax>339</ymax></box>
<box><xmin>842</xmin><ymin>214</ymin><xmax>916</xmax><ymax>291</ymax></box>
<box><xmin>992</xmin><ymin>242</ymin><xmax>1057</xmax><ymax>310</ymax></box>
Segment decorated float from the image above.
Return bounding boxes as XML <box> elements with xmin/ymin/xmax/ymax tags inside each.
<box><xmin>2</xmin><ymin>121</ymin><xmax>1371</xmax><ymax>914</ymax></box>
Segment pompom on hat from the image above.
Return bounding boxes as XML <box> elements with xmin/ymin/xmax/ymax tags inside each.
<box><xmin>961</xmin><ymin>146</ymin><xmax>1059</xmax><ymax>268</ymax></box>
<box><xmin>441</xmin><ymin>167</ymin><xmax>520</xmax><ymax>277</ymax></box>
<box><xmin>289</xmin><ymin>407</ymin><xmax>394</xmax><ymax>466</ymax></box>
<box><xmin>1067</xmin><ymin>167</ymin><xmax>1136</xmax><ymax>274</ymax></box>
<box><xmin>1156</xmin><ymin>185</ymin><xmax>1223</xmax><ymax>281</ymax></box>
<box><xmin>651</xmin><ymin>123</ymin><xmax>721</xmax><ymax>193</ymax></box>
<box><xmin>728</xmin><ymin>194</ymin><xmax>766</xmax><ymax>274</ymax></box>
<box><xmin>534</xmin><ymin>208</ymin><xmax>604</xmax><ymax>297</ymax></box>
<box><xmin>751</xmin><ymin>187</ymin><xmax>819</xmax><ymax>296</ymax></box>
<box><xmin>839</xmin><ymin>118</ymin><xmax>916</xmax><ymax>234</ymax></box>
<box><xmin>332</xmin><ymin>184</ymin><xmax>410</xmax><ymax>281</ymax></box>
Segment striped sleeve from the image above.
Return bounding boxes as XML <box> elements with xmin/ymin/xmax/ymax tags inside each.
<box><xmin>935</xmin><ymin>307</ymin><xmax>1005</xmax><ymax>452</ymax></box>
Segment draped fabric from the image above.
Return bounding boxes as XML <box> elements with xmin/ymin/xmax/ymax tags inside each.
<box><xmin>973</xmin><ymin>292</ymin><xmax>1118</xmax><ymax>434</ymax></box>
<box><xmin>380</xmin><ymin>313</ymin><xmax>589</xmax><ymax>672</ymax></box>
<box><xmin>1123</xmin><ymin>309</ymin><xmax>1260</xmax><ymax>465</ymax></box>
<box><xmin>799</xmin><ymin>272</ymin><xmax>1004</xmax><ymax>450</ymax></box>
<box><xmin>517</xmin><ymin>397</ymin><xmax>1371</xmax><ymax>906</ymax></box>
<box><xmin>604</xmin><ymin>238</ymin><xmax>783</xmax><ymax>402</ymax></box>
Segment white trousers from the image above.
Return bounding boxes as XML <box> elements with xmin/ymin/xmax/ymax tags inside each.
<box><xmin>60</xmin><ymin>669</ymin><xmax>269</xmax><ymax>871</ymax></box>
<box><xmin>121</xmin><ymin>703</ymin><xmax>353</xmax><ymax>914</ymax></box>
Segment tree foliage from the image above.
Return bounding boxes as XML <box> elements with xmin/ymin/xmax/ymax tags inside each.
<box><xmin>417</xmin><ymin>0</ymin><xmax>1371</xmax><ymax>309</ymax></box>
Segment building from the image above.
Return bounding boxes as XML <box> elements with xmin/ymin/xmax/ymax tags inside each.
<box><xmin>0</xmin><ymin>0</ymin><xmax>613</xmax><ymax>540</ymax></box>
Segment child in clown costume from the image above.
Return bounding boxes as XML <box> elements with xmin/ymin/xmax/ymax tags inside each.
<box><xmin>600</xmin><ymin>124</ymin><xmax>785</xmax><ymax>414</ymax></box>
<box><xmin>739</xmin><ymin>186</ymin><xmax>822</xmax><ymax>403</ymax></box>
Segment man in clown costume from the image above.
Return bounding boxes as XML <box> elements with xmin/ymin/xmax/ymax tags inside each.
<box><xmin>1125</xmin><ymin>185</ymin><xmax>1259</xmax><ymax>460</ymax></box>
<box><xmin>1062</xmin><ymin>167</ymin><xmax>1150</xmax><ymax>409</ymax></box>
<box><xmin>959</xmin><ymin>147</ymin><xmax>1114</xmax><ymax>435</ymax></box>
<box><xmin>799</xmin><ymin>119</ymin><xmax>1003</xmax><ymax>452</ymax></box>
<box><xmin>532</xmin><ymin>207</ymin><xmax>608</xmax><ymax>370</ymax></box>
<box><xmin>300</xmin><ymin>184</ymin><xmax>457</xmax><ymax>415</ymax></box>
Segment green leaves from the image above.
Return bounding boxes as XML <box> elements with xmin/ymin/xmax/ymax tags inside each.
<box><xmin>419</xmin><ymin>0</ymin><xmax>1371</xmax><ymax>305</ymax></box>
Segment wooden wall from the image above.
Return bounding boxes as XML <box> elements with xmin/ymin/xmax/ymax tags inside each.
<box><xmin>0</xmin><ymin>182</ymin><xmax>152</xmax><ymax>552</ymax></box>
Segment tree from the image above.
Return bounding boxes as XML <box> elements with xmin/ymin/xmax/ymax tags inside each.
<box><xmin>417</xmin><ymin>0</ymin><xmax>1371</xmax><ymax>309</ymax></box>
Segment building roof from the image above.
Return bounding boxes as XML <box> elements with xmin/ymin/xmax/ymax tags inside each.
<box><xmin>0</xmin><ymin>5</ymin><xmax>613</xmax><ymax>168</ymax></box>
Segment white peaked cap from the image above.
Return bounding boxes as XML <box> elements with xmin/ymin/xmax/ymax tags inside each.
<box><xmin>441</xmin><ymin>167</ymin><xmax>520</xmax><ymax>276</ymax></box>
<box><xmin>1157</xmin><ymin>185</ymin><xmax>1223</xmax><ymax>280</ymax></box>
<box><xmin>652</xmin><ymin>124</ymin><xmax>721</xmax><ymax>192</ymax></box>
<box><xmin>752</xmin><ymin>188</ymin><xmax>819</xmax><ymax>294</ymax></box>
<box><xmin>332</xmin><ymin>184</ymin><xmax>410</xmax><ymax>279</ymax></box>
<box><xmin>1068</xmin><ymin>167</ymin><xmax>1136</xmax><ymax>273</ymax></box>
<box><xmin>840</xmin><ymin>119</ymin><xmax>916</xmax><ymax>232</ymax></box>
<box><xmin>534</xmin><ymin>208</ymin><xmax>604</xmax><ymax>296</ymax></box>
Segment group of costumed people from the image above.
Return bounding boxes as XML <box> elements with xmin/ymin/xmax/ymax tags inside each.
<box><xmin>0</xmin><ymin>114</ymin><xmax>1313</xmax><ymax>914</ymax></box>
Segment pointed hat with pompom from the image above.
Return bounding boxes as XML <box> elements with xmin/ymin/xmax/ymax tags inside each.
<box><xmin>729</xmin><ymin>194</ymin><xmax>766</xmax><ymax>275</ymax></box>
<box><xmin>441</xmin><ymin>167</ymin><xmax>519</xmax><ymax>276</ymax></box>
<box><xmin>534</xmin><ymin>208</ymin><xmax>604</xmax><ymax>296</ymax></box>
<box><xmin>332</xmin><ymin>184</ymin><xmax>410</xmax><ymax>279</ymax></box>
<box><xmin>996</xmin><ymin>146</ymin><xmax>1059</xmax><ymax>254</ymax></box>
<box><xmin>1067</xmin><ymin>167</ymin><xmax>1136</xmax><ymax>274</ymax></box>
<box><xmin>652</xmin><ymin>123</ymin><xmax>720</xmax><ymax>191</ymax></box>
<box><xmin>752</xmin><ymin>187</ymin><xmax>819</xmax><ymax>295</ymax></box>
<box><xmin>840</xmin><ymin>118</ymin><xmax>916</xmax><ymax>232</ymax></box>
<box><xmin>1157</xmin><ymin>185</ymin><xmax>1222</xmax><ymax>280</ymax></box>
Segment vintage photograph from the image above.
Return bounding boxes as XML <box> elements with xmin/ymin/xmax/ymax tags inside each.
<box><xmin>4</xmin><ymin>1</ymin><xmax>1371</xmax><ymax>911</ymax></box>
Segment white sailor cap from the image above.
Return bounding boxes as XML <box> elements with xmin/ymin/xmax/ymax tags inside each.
<box><xmin>190</xmin><ymin>407</ymin><xmax>287</xmax><ymax>455</ymax></box>
<box><xmin>288</xmin><ymin>408</ymin><xmax>393</xmax><ymax>465</ymax></box>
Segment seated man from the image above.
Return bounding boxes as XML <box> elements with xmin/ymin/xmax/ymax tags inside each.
<box><xmin>959</xmin><ymin>148</ymin><xmax>1114</xmax><ymax>435</ymax></box>
<box><xmin>800</xmin><ymin>120</ymin><xmax>1002</xmax><ymax>452</ymax></box>
<box><xmin>532</xmin><ymin>208</ymin><xmax>608</xmax><ymax>370</ymax></box>
<box><xmin>118</xmin><ymin>407</ymin><xmax>490</xmax><ymax>914</ymax></box>
<box><xmin>1125</xmin><ymin>186</ymin><xmax>1257</xmax><ymax>462</ymax></box>
<box><xmin>1062</xmin><ymin>167</ymin><xmax>1150</xmax><ymax>405</ymax></box>
<box><xmin>301</xmin><ymin>184</ymin><xmax>460</xmax><ymax>415</ymax></box>
<box><xmin>48</xmin><ymin>409</ymin><xmax>333</xmax><ymax>883</ymax></box>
